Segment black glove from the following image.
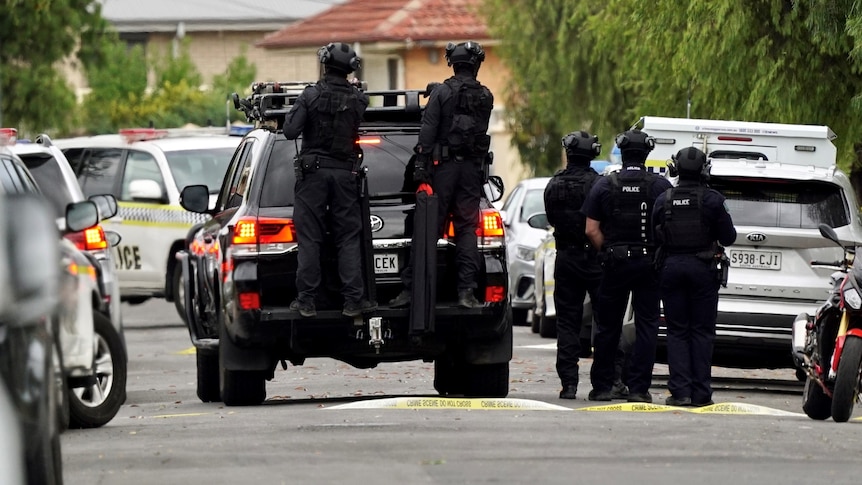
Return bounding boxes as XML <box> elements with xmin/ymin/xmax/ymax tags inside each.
<box><xmin>414</xmin><ymin>152</ymin><xmax>432</xmax><ymax>184</ymax></box>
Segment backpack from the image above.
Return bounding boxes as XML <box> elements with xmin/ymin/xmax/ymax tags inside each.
<box><xmin>544</xmin><ymin>169</ymin><xmax>598</xmax><ymax>244</ymax></box>
<box><xmin>312</xmin><ymin>80</ymin><xmax>363</xmax><ymax>160</ymax></box>
<box><xmin>444</xmin><ymin>77</ymin><xmax>493</xmax><ymax>157</ymax></box>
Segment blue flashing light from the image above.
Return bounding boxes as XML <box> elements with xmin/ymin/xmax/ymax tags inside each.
<box><xmin>229</xmin><ymin>124</ymin><xmax>254</xmax><ymax>136</ymax></box>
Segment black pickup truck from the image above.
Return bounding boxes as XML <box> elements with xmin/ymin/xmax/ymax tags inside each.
<box><xmin>177</xmin><ymin>82</ymin><xmax>512</xmax><ymax>405</ymax></box>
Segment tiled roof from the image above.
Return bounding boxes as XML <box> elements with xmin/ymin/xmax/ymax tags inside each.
<box><xmin>99</xmin><ymin>0</ymin><xmax>342</xmax><ymax>24</ymax></box>
<box><xmin>257</xmin><ymin>0</ymin><xmax>488</xmax><ymax>49</ymax></box>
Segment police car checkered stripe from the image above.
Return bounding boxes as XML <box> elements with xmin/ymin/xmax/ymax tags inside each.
<box><xmin>118</xmin><ymin>203</ymin><xmax>209</xmax><ymax>227</ymax></box>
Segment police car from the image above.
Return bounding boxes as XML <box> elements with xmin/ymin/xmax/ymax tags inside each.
<box><xmin>55</xmin><ymin>129</ymin><xmax>243</xmax><ymax>322</ymax></box>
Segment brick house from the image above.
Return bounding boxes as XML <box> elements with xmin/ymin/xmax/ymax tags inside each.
<box><xmin>256</xmin><ymin>0</ymin><xmax>528</xmax><ymax>191</ymax></box>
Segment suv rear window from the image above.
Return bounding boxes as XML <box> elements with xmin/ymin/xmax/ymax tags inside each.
<box><xmin>260</xmin><ymin>134</ymin><xmax>415</xmax><ymax>208</ymax></box>
<box><xmin>712</xmin><ymin>178</ymin><xmax>849</xmax><ymax>228</ymax></box>
<box><xmin>20</xmin><ymin>154</ymin><xmax>75</xmax><ymax>218</ymax></box>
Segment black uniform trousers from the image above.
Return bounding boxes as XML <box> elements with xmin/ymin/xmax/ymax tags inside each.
<box><xmin>294</xmin><ymin>167</ymin><xmax>363</xmax><ymax>303</ymax></box>
<box><xmin>660</xmin><ymin>254</ymin><xmax>720</xmax><ymax>403</ymax></box>
<box><xmin>590</xmin><ymin>256</ymin><xmax>660</xmax><ymax>395</ymax></box>
<box><xmin>554</xmin><ymin>247</ymin><xmax>601</xmax><ymax>387</ymax></box>
<box><xmin>402</xmin><ymin>158</ymin><xmax>482</xmax><ymax>290</ymax></box>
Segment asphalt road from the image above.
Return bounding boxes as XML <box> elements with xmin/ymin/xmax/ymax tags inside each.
<box><xmin>61</xmin><ymin>300</ymin><xmax>862</xmax><ymax>485</ymax></box>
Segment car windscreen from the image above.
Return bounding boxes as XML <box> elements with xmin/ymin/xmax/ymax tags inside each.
<box><xmin>711</xmin><ymin>177</ymin><xmax>850</xmax><ymax>229</ymax></box>
<box><xmin>260</xmin><ymin>134</ymin><xmax>415</xmax><ymax>208</ymax></box>
<box><xmin>164</xmin><ymin>147</ymin><xmax>236</xmax><ymax>193</ymax></box>
<box><xmin>521</xmin><ymin>189</ymin><xmax>546</xmax><ymax>222</ymax></box>
<box><xmin>20</xmin><ymin>153</ymin><xmax>75</xmax><ymax>218</ymax></box>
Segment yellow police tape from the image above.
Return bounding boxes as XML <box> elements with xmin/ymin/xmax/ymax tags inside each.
<box><xmin>326</xmin><ymin>398</ymin><xmax>805</xmax><ymax>416</ymax></box>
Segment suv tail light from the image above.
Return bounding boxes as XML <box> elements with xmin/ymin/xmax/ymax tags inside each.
<box><xmin>65</xmin><ymin>225</ymin><xmax>108</xmax><ymax>251</ymax></box>
<box><xmin>445</xmin><ymin>208</ymin><xmax>505</xmax><ymax>244</ymax></box>
<box><xmin>232</xmin><ymin>217</ymin><xmax>296</xmax><ymax>246</ymax></box>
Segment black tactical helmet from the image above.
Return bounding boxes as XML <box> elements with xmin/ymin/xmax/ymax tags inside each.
<box><xmin>318</xmin><ymin>42</ymin><xmax>361</xmax><ymax>74</ymax></box>
<box><xmin>445</xmin><ymin>41</ymin><xmax>485</xmax><ymax>67</ymax></box>
<box><xmin>672</xmin><ymin>146</ymin><xmax>710</xmax><ymax>181</ymax></box>
<box><xmin>561</xmin><ymin>131</ymin><xmax>601</xmax><ymax>162</ymax></box>
<box><xmin>615</xmin><ymin>129</ymin><xmax>655</xmax><ymax>155</ymax></box>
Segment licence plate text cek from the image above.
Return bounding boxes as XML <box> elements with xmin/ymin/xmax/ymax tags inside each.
<box><xmin>728</xmin><ymin>249</ymin><xmax>781</xmax><ymax>270</ymax></box>
<box><xmin>374</xmin><ymin>253</ymin><xmax>399</xmax><ymax>274</ymax></box>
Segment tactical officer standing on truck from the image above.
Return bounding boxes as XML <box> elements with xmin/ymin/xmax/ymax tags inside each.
<box><xmin>653</xmin><ymin>147</ymin><xmax>736</xmax><ymax>407</ymax></box>
<box><xmin>582</xmin><ymin>129</ymin><xmax>672</xmax><ymax>403</ymax></box>
<box><xmin>389</xmin><ymin>41</ymin><xmax>494</xmax><ymax>309</ymax></box>
<box><xmin>543</xmin><ymin>131</ymin><xmax>603</xmax><ymax>399</ymax></box>
<box><xmin>284</xmin><ymin>42</ymin><xmax>377</xmax><ymax>318</ymax></box>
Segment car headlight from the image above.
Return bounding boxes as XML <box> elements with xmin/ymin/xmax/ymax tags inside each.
<box><xmin>515</xmin><ymin>245</ymin><xmax>535</xmax><ymax>262</ymax></box>
<box><xmin>845</xmin><ymin>287</ymin><xmax>862</xmax><ymax>310</ymax></box>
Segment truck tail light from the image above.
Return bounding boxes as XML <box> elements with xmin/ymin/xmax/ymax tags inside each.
<box><xmin>485</xmin><ymin>285</ymin><xmax>505</xmax><ymax>303</ymax></box>
<box><xmin>238</xmin><ymin>292</ymin><xmax>261</xmax><ymax>310</ymax></box>
<box><xmin>65</xmin><ymin>225</ymin><xmax>108</xmax><ymax>251</ymax></box>
<box><xmin>444</xmin><ymin>209</ymin><xmax>505</xmax><ymax>244</ymax></box>
<box><xmin>232</xmin><ymin>217</ymin><xmax>296</xmax><ymax>245</ymax></box>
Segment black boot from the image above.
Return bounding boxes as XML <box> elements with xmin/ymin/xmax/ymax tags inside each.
<box><xmin>457</xmin><ymin>289</ymin><xmax>480</xmax><ymax>308</ymax></box>
<box><xmin>388</xmin><ymin>290</ymin><xmax>410</xmax><ymax>308</ymax></box>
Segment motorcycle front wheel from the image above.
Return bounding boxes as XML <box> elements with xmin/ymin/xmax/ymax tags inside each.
<box><xmin>802</xmin><ymin>376</ymin><xmax>831</xmax><ymax>420</ymax></box>
<box><xmin>831</xmin><ymin>335</ymin><xmax>862</xmax><ymax>422</ymax></box>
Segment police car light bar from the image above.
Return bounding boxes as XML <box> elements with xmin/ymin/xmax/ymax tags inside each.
<box><xmin>119</xmin><ymin>128</ymin><xmax>169</xmax><ymax>143</ymax></box>
<box><xmin>0</xmin><ymin>128</ymin><xmax>17</xmax><ymax>146</ymax></box>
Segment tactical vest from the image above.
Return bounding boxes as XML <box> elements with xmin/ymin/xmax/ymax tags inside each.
<box><xmin>444</xmin><ymin>77</ymin><xmax>493</xmax><ymax>157</ymax></box>
<box><xmin>544</xmin><ymin>168</ymin><xmax>597</xmax><ymax>245</ymax></box>
<box><xmin>659</xmin><ymin>186</ymin><xmax>713</xmax><ymax>253</ymax></box>
<box><xmin>304</xmin><ymin>80</ymin><xmax>362</xmax><ymax>160</ymax></box>
<box><xmin>604</xmin><ymin>171</ymin><xmax>657</xmax><ymax>246</ymax></box>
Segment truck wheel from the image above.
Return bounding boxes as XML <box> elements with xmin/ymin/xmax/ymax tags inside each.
<box><xmin>802</xmin><ymin>376</ymin><xmax>831</xmax><ymax>420</ymax></box>
<box><xmin>462</xmin><ymin>362</ymin><xmax>509</xmax><ymax>398</ymax></box>
<box><xmin>52</xmin><ymin>335</ymin><xmax>69</xmax><ymax>432</ymax></box>
<box><xmin>831</xmin><ymin>336</ymin><xmax>862</xmax><ymax>422</ymax></box>
<box><xmin>196</xmin><ymin>348</ymin><xmax>221</xmax><ymax>402</ymax></box>
<box><xmin>69</xmin><ymin>312</ymin><xmax>127</xmax><ymax>428</ymax></box>
<box><xmin>434</xmin><ymin>358</ymin><xmax>465</xmax><ymax>396</ymax></box>
<box><xmin>218</xmin><ymin>319</ymin><xmax>266</xmax><ymax>406</ymax></box>
<box><xmin>531</xmin><ymin>312</ymin><xmax>540</xmax><ymax>334</ymax></box>
<box><xmin>512</xmin><ymin>308</ymin><xmax>528</xmax><ymax>326</ymax></box>
<box><xmin>539</xmin><ymin>314</ymin><xmax>557</xmax><ymax>339</ymax></box>
<box><xmin>173</xmin><ymin>263</ymin><xmax>188</xmax><ymax>325</ymax></box>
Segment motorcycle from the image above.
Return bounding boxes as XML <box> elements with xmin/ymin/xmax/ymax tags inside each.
<box><xmin>792</xmin><ymin>223</ymin><xmax>862</xmax><ymax>422</ymax></box>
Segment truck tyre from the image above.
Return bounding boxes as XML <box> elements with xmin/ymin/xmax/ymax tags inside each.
<box><xmin>173</xmin><ymin>263</ymin><xmax>187</xmax><ymax>325</ymax></box>
<box><xmin>434</xmin><ymin>358</ymin><xmax>465</xmax><ymax>396</ymax></box>
<box><xmin>196</xmin><ymin>348</ymin><xmax>221</xmax><ymax>402</ymax></box>
<box><xmin>219</xmin><ymin>319</ymin><xmax>266</xmax><ymax>406</ymax></box>
<box><xmin>52</xmin><ymin>335</ymin><xmax>69</xmax><ymax>432</ymax></box>
<box><xmin>831</xmin><ymin>335</ymin><xmax>862</xmax><ymax>422</ymax></box>
<box><xmin>539</xmin><ymin>314</ymin><xmax>557</xmax><ymax>339</ymax></box>
<box><xmin>462</xmin><ymin>362</ymin><xmax>509</xmax><ymax>398</ymax></box>
<box><xmin>69</xmin><ymin>312</ymin><xmax>127</xmax><ymax>428</ymax></box>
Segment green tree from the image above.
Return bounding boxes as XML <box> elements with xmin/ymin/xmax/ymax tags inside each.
<box><xmin>0</xmin><ymin>0</ymin><xmax>110</xmax><ymax>135</ymax></box>
<box><xmin>81</xmin><ymin>36</ymin><xmax>148</xmax><ymax>134</ymax></box>
<box><xmin>207</xmin><ymin>49</ymin><xmax>257</xmax><ymax>125</ymax></box>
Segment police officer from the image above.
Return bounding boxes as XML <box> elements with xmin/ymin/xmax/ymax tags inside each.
<box><xmin>543</xmin><ymin>131</ymin><xmax>603</xmax><ymax>399</ymax></box>
<box><xmin>389</xmin><ymin>41</ymin><xmax>494</xmax><ymax>309</ymax></box>
<box><xmin>582</xmin><ymin>128</ymin><xmax>672</xmax><ymax>402</ymax></box>
<box><xmin>653</xmin><ymin>147</ymin><xmax>736</xmax><ymax>407</ymax></box>
<box><xmin>284</xmin><ymin>42</ymin><xmax>376</xmax><ymax>318</ymax></box>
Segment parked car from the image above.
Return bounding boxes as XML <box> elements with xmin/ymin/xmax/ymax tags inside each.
<box><xmin>6</xmin><ymin>131</ymin><xmax>127</xmax><ymax>428</ymax></box>
<box><xmin>56</xmin><ymin>129</ymin><xmax>243</xmax><ymax>323</ymax></box>
<box><xmin>178</xmin><ymin>83</ymin><xmax>512</xmax><ymax>405</ymax></box>
<box><xmin>499</xmin><ymin>177</ymin><xmax>551</xmax><ymax>325</ymax></box>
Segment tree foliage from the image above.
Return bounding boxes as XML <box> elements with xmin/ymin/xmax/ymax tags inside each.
<box><xmin>486</xmin><ymin>0</ymin><xmax>862</xmax><ymax>177</ymax></box>
<box><xmin>0</xmin><ymin>0</ymin><xmax>110</xmax><ymax>134</ymax></box>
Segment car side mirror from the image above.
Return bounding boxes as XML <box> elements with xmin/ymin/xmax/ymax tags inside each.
<box><xmin>527</xmin><ymin>212</ymin><xmax>550</xmax><ymax>230</ymax></box>
<box><xmin>65</xmin><ymin>200</ymin><xmax>99</xmax><ymax>233</ymax></box>
<box><xmin>129</xmin><ymin>179</ymin><xmax>165</xmax><ymax>202</ymax></box>
<box><xmin>89</xmin><ymin>193</ymin><xmax>118</xmax><ymax>220</ymax></box>
<box><xmin>484</xmin><ymin>175</ymin><xmax>505</xmax><ymax>203</ymax></box>
<box><xmin>5</xmin><ymin>194</ymin><xmax>59</xmax><ymax>320</ymax></box>
<box><xmin>105</xmin><ymin>230</ymin><xmax>122</xmax><ymax>247</ymax></box>
<box><xmin>180</xmin><ymin>184</ymin><xmax>210</xmax><ymax>213</ymax></box>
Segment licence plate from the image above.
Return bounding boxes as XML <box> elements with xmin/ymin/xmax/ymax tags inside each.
<box><xmin>374</xmin><ymin>253</ymin><xmax>399</xmax><ymax>274</ymax></box>
<box><xmin>728</xmin><ymin>249</ymin><xmax>781</xmax><ymax>270</ymax></box>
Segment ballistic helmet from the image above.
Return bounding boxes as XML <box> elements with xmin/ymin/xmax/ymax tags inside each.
<box><xmin>445</xmin><ymin>41</ymin><xmax>485</xmax><ymax>67</ymax></box>
<box><xmin>318</xmin><ymin>42</ymin><xmax>361</xmax><ymax>74</ymax></box>
<box><xmin>614</xmin><ymin>128</ymin><xmax>654</xmax><ymax>165</ymax></box>
<box><xmin>561</xmin><ymin>131</ymin><xmax>601</xmax><ymax>163</ymax></box>
<box><xmin>672</xmin><ymin>147</ymin><xmax>710</xmax><ymax>181</ymax></box>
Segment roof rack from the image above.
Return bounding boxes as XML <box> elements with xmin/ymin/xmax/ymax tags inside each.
<box><xmin>231</xmin><ymin>81</ymin><xmax>435</xmax><ymax>130</ymax></box>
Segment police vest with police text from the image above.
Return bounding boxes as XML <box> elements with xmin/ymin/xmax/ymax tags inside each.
<box><xmin>545</xmin><ymin>168</ymin><xmax>597</xmax><ymax>246</ymax></box>
<box><xmin>659</xmin><ymin>185</ymin><xmax>713</xmax><ymax>253</ymax></box>
<box><xmin>604</xmin><ymin>171</ymin><xmax>658</xmax><ymax>247</ymax></box>
<box><xmin>303</xmin><ymin>80</ymin><xmax>363</xmax><ymax>160</ymax></box>
<box><xmin>444</xmin><ymin>77</ymin><xmax>493</xmax><ymax>158</ymax></box>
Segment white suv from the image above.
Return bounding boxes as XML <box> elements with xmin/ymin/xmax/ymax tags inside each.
<box><xmin>56</xmin><ymin>129</ymin><xmax>242</xmax><ymax>322</ymax></box>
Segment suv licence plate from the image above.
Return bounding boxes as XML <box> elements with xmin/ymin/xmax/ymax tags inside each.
<box><xmin>374</xmin><ymin>253</ymin><xmax>399</xmax><ymax>274</ymax></box>
<box><xmin>728</xmin><ymin>249</ymin><xmax>781</xmax><ymax>270</ymax></box>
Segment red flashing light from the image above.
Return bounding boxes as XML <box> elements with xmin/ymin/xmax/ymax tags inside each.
<box><xmin>238</xmin><ymin>292</ymin><xmax>261</xmax><ymax>310</ymax></box>
<box><xmin>357</xmin><ymin>138</ymin><xmax>381</xmax><ymax>145</ymax></box>
<box><xmin>119</xmin><ymin>128</ymin><xmax>168</xmax><ymax>142</ymax></box>
<box><xmin>485</xmin><ymin>285</ymin><xmax>505</xmax><ymax>303</ymax></box>
<box><xmin>65</xmin><ymin>225</ymin><xmax>108</xmax><ymax>251</ymax></box>
<box><xmin>0</xmin><ymin>128</ymin><xmax>17</xmax><ymax>146</ymax></box>
<box><xmin>716</xmin><ymin>135</ymin><xmax>753</xmax><ymax>142</ymax></box>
